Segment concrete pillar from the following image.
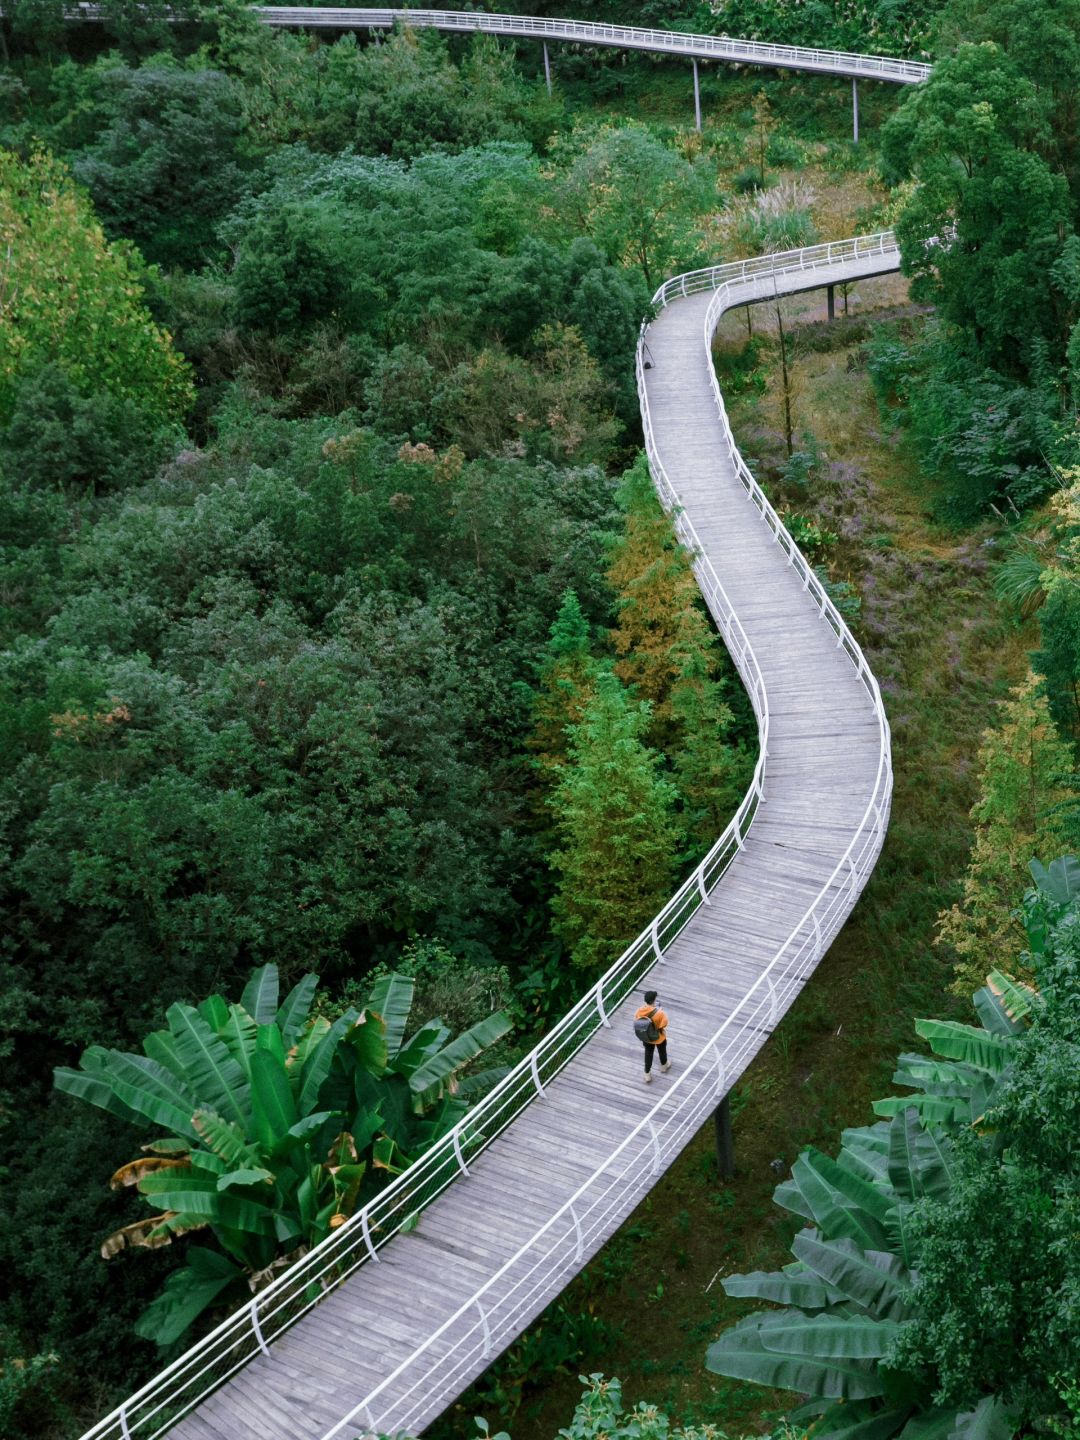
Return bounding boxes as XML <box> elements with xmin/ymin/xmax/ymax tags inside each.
<box><xmin>827</xmin><ymin>284</ymin><xmax>835</xmax><ymax>322</ymax></box>
<box><xmin>852</xmin><ymin>77</ymin><xmax>859</xmax><ymax>144</ymax></box>
<box><xmin>693</xmin><ymin>59</ymin><xmax>702</xmax><ymax>132</ymax></box>
<box><xmin>713</xmin><ymin>1094</ymin><xmax>734</xmax><ymax>1181</ymax></box>
<box><xmin>543</xmin><ymin>41</ymin><xmax>552</xmax><ymax>97</ymax></box>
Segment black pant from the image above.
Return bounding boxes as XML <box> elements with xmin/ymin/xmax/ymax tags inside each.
<box><xmin>644</xmin><ymin>1041</ymin><xmax>668</xmax><ymax>1073</ymax></box>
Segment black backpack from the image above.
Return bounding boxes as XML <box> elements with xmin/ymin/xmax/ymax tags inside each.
<box><xmin>633</xmin><ymin>1008</ymin><xmax>660</xmax><ymax>1044</ymax></box>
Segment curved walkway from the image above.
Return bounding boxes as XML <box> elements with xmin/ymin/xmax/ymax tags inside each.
<box><xmin>82</xmin><ymin>232</ymin><xmax>897</xmax><ymax>1440</ymax></box>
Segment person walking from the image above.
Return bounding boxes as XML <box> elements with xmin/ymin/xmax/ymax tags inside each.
<box><xmin>634</xmin><ymin>989</ymin><xmax>671</xmax><ymax>1084</ymax></box>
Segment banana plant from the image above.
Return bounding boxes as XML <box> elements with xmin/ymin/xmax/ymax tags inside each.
<box><xmin>55</xmin><ymin>965</ymin><xmax>511</xmax><ymax>1345</ymax></box>
<box><xmin>706</xmin><ymin>968</ymin><xmax>1031</xmax><ymax>1440</ymax></box>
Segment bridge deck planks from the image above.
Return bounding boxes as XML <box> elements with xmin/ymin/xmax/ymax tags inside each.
<box><xmin>162</xmin><ymin>265</ymin><xmax>891</xmax><ymax>1440</ymax></box>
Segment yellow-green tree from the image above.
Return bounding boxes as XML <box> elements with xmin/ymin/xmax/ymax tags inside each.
<box><xmin>0</xmin><ymin>148</ymin><xmax>193</xmax><ymax>425</ymax></box>
<box><xmin>938</xmin><ymin>672</ymin><xmax>1077</xmax><ymax>994</ymax></box>
<box><xmin>530</xmin><ymin>589</ymin><xmax>603</xmax><ymax>795</ymax></box>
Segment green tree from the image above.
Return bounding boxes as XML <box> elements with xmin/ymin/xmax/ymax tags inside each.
<box><xmin>0</xmin><ymin>148</ymin><xmax>193</xmax><ymax>425</ymax></box>
<box><xmin>550</xmin><ymin>671</ymin><xmax>680</xmax><ymax>970</ymax></box>
<box><xmin>72</xmin><ymin>61</ymin><xmax>245</xmax><ymax>269</ymax></box>
<box><xmin>553</xmin><ymin>123</ymin><xmax>708</xmax><ymax>288</ymax></box>
<box><xmin>883</xmin><ymin>43</ymin><xmax>1078</xmax><ymax>377</ymax></box>
<box><xmin>937</xmin><ymin>674</ymin><xmax>1077</xmax><ymax>996</ymax></box>
<box><xmin>55</xmin><ymin>963</ymin><xmax>511</xmax><ymax>1344</ymax></box>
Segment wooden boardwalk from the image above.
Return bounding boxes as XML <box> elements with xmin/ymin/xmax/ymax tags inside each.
<box><xmin>108</xmin><ymin>246</ymin><xmax>897</xmax><ymax>1440</ymax></box>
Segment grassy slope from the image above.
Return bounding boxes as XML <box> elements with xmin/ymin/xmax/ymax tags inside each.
<box><xmin>438</xmin><ymin>284</ymin><xmax>1031</xmax><ymax>1437</ymax></box>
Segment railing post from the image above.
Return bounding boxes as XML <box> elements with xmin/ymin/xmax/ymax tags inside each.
<box><xmin>595</xmin><ymin>983</ymin><xmax>611</xmax><ymax>1028</ymax></box>
<box><xmin>361</xmin><ymin>1209</ymin><xmax>381</xmax><ymax>1264</ymax></box>
<box><xmin>477</xmin><ymin>1298</ymin><xmax>493</xmax><ymax>1359</ymax></box>
<box><xmin>119</xmin><ymin>1405</ymin><xmax>133</xmax><ymax>1440</ymax></box>
<box><xmin>767</xmin><ymin>977</ymin><xmax>779</xmax><ymax>1028</ymax></box>
<box><xmin>650</xmin><ymin>916</ymin><xmax>666</xmax><ymax>963</ymax></box>
<box><xmin>250</xmin><ymin>1298</ymin><xmax>271</xmax><ymax>1359</ymax></box>
<box><xmin>530</xmin><ymin>1049</ymin><xmax>547</xmax><ymax>1096</ymax></box>
<box><xmin>647</xmin><ymin>1118</ymin><xmax>663</xmax><ymax>1175</ymax></box>
<box><xmin>570</xmin><ymin>1202</ymin><xmax>584</xmax><ymax>1261</ymax></box>
<box><xmin>453</xmin><ymin>1128</ymin><xmax>470</xmax><ymax>1177</ymax></box>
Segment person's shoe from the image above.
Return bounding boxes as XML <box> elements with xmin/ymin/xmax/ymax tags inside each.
<box><xmin>661</xmin><ymin>1061</ymin><xmax>672</xmax><ymax>1073</ymax></box>
<box><xmin>644</xmin><ymin>1072</ymin><xmax>653</xmax><ymax>1084</ymax></box>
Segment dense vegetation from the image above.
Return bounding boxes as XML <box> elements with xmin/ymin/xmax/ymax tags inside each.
<box><xmin>4</xmin><ymin>0</ymin><xmax>1080</xmax><ymax>1434</ymax></box>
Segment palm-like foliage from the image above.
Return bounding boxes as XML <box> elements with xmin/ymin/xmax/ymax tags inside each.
<box><xmin>55</xmin><ymin>965</ymin><xmax>511</xmax><ymax>1344</ymax></box>
<box><xmin>706</xmin><ymin>967</ymin><xmax>1036</xmax><ymax>1440</ymax></box>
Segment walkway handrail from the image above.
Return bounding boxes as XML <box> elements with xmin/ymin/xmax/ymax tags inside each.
<box><xmin>60</xmin><ymin>4</ymin><xmax>932</xmax><ymax>82</ymax></box>
<box><xmin>80</xmin><ymin>232</ymin><xmax>893</xmax><ymax>1440</ymax></box>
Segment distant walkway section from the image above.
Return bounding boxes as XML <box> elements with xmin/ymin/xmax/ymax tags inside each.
<box><xmin>62</xmin><ymin>5</ymin><xmax>932</xmax><ymax>83</ymax></box>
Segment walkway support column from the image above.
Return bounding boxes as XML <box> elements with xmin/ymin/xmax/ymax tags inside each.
<box><xmin>693</xmin><ymin>59</ymin><xmax>702</xmax><ymax>132</ymax></box>
<box><xmin>543</xmin><ymin>41</ymin><xmax>552</xmax><ymax>96</ymax></box>
<box><xmin>827</xmin><ymin>284</ymin><xmax>835</xmax><ymax>322</ymax></box>
<box><xmin>852</xmin><ymin>78</ymin><xmax>859</xmax><ymax>144</ymax></box>
<box><xmin>713</xmin><ymin>1094</ymin><xmax>734</xmax><ymax>1181</ymax></box>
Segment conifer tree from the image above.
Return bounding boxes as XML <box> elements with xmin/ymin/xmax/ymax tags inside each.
<box><xmin>530</xmin><ymin>589</ymin><xmax>603</xmax><ymax>794</ymax></box>
<box><xmin>938</xmin><ymin>673</ymin><xmax>1078</xmax><ymax>994</ymax></box>
<box><xmin>550</xmin><ymin>671</ymin><xmax>680</xmax><ymax>971</ymax></box>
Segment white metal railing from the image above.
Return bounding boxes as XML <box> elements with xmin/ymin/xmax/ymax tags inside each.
<box><xmin>59</xmin><ymin>4</ymin><xmax>932</xmax><ymax>82</ymax></box>
<box><xmin>78</xmin><ymin>233</ymin><xmax>894</xmax><ymax>1440</ymax></box>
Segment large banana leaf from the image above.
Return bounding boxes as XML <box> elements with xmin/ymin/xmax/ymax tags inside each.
<box><xmin>198</xmin><ymin>995</ymin><xmax>229</xmax><ymax>1034</ymax></box>
<box><xmin>54</xmin><ymin>1054</ymin><xmax>143</xmax><ymax>1130</ymax></box>
<box><xmin>276</xmin><ymin>973</ymin><xmax>319</xmax><ymax>1047</ymax></box>
<box><xmin>137</xmin><ymin>1171</ymin><xmax>275</xmax><ymax>1234</ymax></box>
<box><xmin>791</xmin><ymin>1149</ymin><xmax>892</xmax><ymax>1249</ymax></box>
<box><xmin>167</xmin><ymin>1003</ymin><xmax>249</xmax><ymax>1128</ymax></box>
<box><xmin>345</xmin><ymin>1009</ymin><xmax>389</xmax><ymax>1077</ymax></box>
<box><xmin>949</xmin><ymin>1396</ymin><xmax>1018</xmax><ymax>1440</ymax></box>
<box><xmin>96</xmin><ymin>1051</ymin><xmax>202</xmax><ymax>1142</ymax></box>
<box><xmin>873</xmin><ymin>1095</ymin><xmax>969</xmax><ymax>1127</ymax></box>
<box><xmin>366</xmin><ymin>973</ymin><xmax>415</xmax><ymax>1059</ymax></box>
<box><xmin>133</xmin><ymin>1248</ymin><xmax>243</xmax><ymax>1347</ymax></box>
<box><xmin>299</xmin><ymin>1008</ymin><xmax>360</xmax><ymax>1113</ymax></box>
<box><xmin>891</xmin><ymin>1055</ymin><xmax>986</xmax><ymax>1091</ymax></box>
<box><xmin>218</xmin><ymin>1003</ymin><xmax>258</xmax><ymax>1082</ymax></box>
<box><xmin>773</xmin><ymin>1176</ymin><xmax>815</xmax><ymax>1221</ymax></box>
<box><xmin>255</xmin><ymin>1022</ymin><xmax>287</xmax><ymax>1068</ymax></box>
<box><xmin>913</xmin><ymin>1020</ymin><xmax>1014</xmax><ymax>1075</ymax></box>
<box><xmin>706</xmin><ymin>1313</ymin><xmax>887</xmax><ymax>1399</ymax></box>
<box><xmin>241</xmin><ymin>963</ymin><xmax>280</xmax><ymax>1025</ymax></box>
<box><xmin>791</xmin><ymin>1232</ymin><xmax>915</xmax><ymax>1320</ymax></box>
<box><xmin>759</xmin><ymin>1312</ymin><xmax>903</xmax><ymax>1360</ymax></box>
<box><xmin>407</xmin><ymin>1011</ymin><xmax>514</xmax><ymax>1101</ymax></box>
<box><xmin>392</xmin><ymin>1018</ymin><xmax>452</xmax><ymax>1080</ymax></box>
<box><xmin>885</xmin><ymin>1200</ymin><xmax>920</xmax><ymax>1268</ymax></box>
<box><xmin>838</xmin><ymin>1127</ymin><xmax>894</xmax><ymax>1191</ymax></box>
<box><xmin>722</xmin><ymin>1261</ymin><xmax>845</xmax><ymax>1310</ymax></box>
<box><xmin>143</xmin><ymin>1028</ymin><xmax>184</xmax><ymax>1077</ymax></box>
<box><xmin>192</xmin><ymin>1109</ymin><xmax>265</xmax><ymax>1171</ymax></box>
<box><xmin>251</xmin><ymin>1047</ymin><xmax>298</xmax><ymax>1149</ymax></box>
<box><xmin>887</xmin><ymin>1107</ymin><xmax>955</xmax><ymax>1202</ymax></box>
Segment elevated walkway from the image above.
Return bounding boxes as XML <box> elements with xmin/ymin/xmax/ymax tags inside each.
<box><xmin>82</xmin><ymin>233</ymin><xmax>896</xmax><ymax>1440</ymax></box>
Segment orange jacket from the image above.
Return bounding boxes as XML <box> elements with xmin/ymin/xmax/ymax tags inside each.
<box><xmin>635</xmin><ymin>1004</ymin><xmax>668</xmax><ymax>1044</ymax></box>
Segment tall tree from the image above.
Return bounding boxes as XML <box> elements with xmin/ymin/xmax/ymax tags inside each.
<box><xmin>549</xmin><ymin>671</ymin><xmax>680</xmax><ymax>970</ymax></box>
